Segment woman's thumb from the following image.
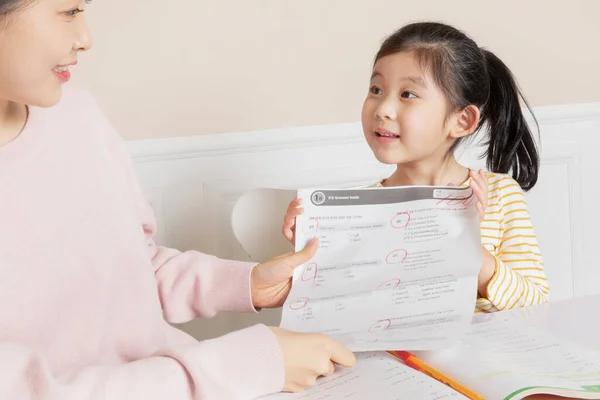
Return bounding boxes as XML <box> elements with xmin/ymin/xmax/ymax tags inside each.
<box><xmin>285</xmin><ymin>237</ymin><xmax>318</xmax><ymax>266</ymax></box>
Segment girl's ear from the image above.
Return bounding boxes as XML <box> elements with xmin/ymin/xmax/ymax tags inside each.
<box><xmin>448</xmin><ymin>105</ymin><xmax>480</xmax><ymax>139</ymax></box>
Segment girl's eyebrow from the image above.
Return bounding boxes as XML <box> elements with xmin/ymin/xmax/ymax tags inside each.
<box><xmin>370</xmin><ymin>71</ymin><xmax>427</xmax><ymax>88</ymax></box>
<box><xmin>401</xmin><ymin>76</ymin><xmax>428</xmax><ymax>88</ymax></box>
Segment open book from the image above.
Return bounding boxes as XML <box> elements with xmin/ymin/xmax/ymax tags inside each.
<box><xmin>261</xmin><ymin>316</ymin><xmax>600</xmax><ymax>400</ymax></box>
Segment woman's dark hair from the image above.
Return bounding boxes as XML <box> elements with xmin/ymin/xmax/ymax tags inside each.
<box><xmin>375</xmin><ymin>22</ymin><xmax>539</xmax><ymax>191</ymax></box>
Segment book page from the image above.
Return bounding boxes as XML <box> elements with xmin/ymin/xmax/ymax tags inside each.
<box><xmin>260</xmin><ymin>352</ymin><xmax>468</xmax><ymax>399</ymax></box>
<box><xmin>279</xmin><ymin>185</ymin><xmax>482</xmax><ymax>351</ymax></box>
<box><xmin>420</xmin><ymin>317</ymin><xmax>600</xmax><ymax>399</ymax></box>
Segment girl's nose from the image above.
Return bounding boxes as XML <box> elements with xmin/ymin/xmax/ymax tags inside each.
<box><xmin>375</xmin><ymin>96</ymin><xmax>398</xmax><ymax>121</ymax></box>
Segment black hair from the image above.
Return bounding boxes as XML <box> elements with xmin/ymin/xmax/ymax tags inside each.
<box><xmin>0</xmin><ymin>0</ymin><xmax>35</xmax><ymax>26</ymax></box>
<box><xmin>375</xmin><ymin>22</ymin><xmax>539</xmax><ymax>191</ymax></box>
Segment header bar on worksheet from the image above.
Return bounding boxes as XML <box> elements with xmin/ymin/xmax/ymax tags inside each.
<box><xmin>307</xmin><ymin>186</ymin><xmax>473</xmax><ymax>206</ymax></box>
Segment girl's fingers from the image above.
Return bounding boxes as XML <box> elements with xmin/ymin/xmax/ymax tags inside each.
<box><xmin>477</xmin><ymin>170</ymin><xmax>488</xmax><ymax>208</ymax></box>
<box><xmin>476</xmin><ymin>202</ymin><xmax>485</xmax><ymax>221</ymax></box>
<box><xmin>284</xmin><ymin>206</ymin><xmax>304</xmax><ymax>220</ymax></box>
<box><xmin>282</xmin><ymin>225</ymin><xmax>294</xmax><ymax>242</ymax></box>
<box><xmin>282</xmin><ymin>214</ymin><xmax>294</xmax><ymax>232</ymax></box>
<box><xmin>478</xmin><ymin>169</ymin><xmax>488</xmax><ymax>181</ymax></box>
<box><xmin>470</xmin><ymin>171</ymin><xmax>487</xmax><ymax>200</ymax></box>
<box><xmin>283</xmin><ymin>209</ymin><xmax>302</xmax><ymax>243</ymax></box>
<box><xmin>283</xmin><ymin>219</ymin><xmax>293</xmax><ymax>230</ymax></box>
<box><xmin>478</xmin><ymin>169</ymin><xmax>488</xmax><ymax>187</ymax></box>
<box><xmin>287</xmin><ymin>198</ymin><xmax>303</xmax><ymax>212</ymax></box>
<box><xmin>477</xmin><ymin>170</ymin><xmax>488</xmax><ymax>190</ymax></box>
<box><xmin>470</xmin><ymin>179</ymin><xmax>483</xmax><ymax>199</ymax></box>
<box><xmin>470</xmin><ymin>168</ymin><xmax>487</xmax><ymax>186</ymax></box>
<box><xmin>283</xmin><ymin>210</ymin><xmax>304</xmax><ymax>230</ymax></box>
<box><xmin>470</xmin><ymin>169</ymin><xmax>483</xmax><ymax>186</ymax></box>
<box><xmin>470</xmin><ymin>173</ymin><xmax>487</xmax><ymax>221</ymax></box>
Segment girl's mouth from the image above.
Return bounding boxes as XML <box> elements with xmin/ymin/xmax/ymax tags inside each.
<box><xmin>375</xmin><ymin>128</ymin><xmax>400</xmax><ymax>142</ymax></box>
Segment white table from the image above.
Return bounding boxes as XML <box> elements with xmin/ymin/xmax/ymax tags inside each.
<box><xmin>471</xmin><ymin>294</ymin><xmax>600</xmax><ymax>399</ymax></box>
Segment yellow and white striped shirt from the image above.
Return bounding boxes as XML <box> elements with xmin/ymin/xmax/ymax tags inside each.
<box><xmin>374</xmin><ymin>171</ymin><xmax>549</xmax><ymax>313</ymax></box>
<box><xmin>474</xmin><ymin>172</ymin><xmax>549</xmax><ymax>312</ymax></box>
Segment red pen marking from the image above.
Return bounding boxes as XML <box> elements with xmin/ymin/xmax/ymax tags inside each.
<box><xmin>386</xmin><ymin>249</ymin><xmax>408</xmax><ymax>264</ymax></box>
<box><xmin>390</xmin><ymin>212</ymin><xmax>411</xmax><ymax>228</ymax></box>
<box><xmin>369</xmin><ymin>319</ymin><xmax>391</xmax><ymax>332</ymax></box>
<box><xmin>302</xmin><ymin>218</ymin><xmax>319</xmax><ymax>234</ymax></box>
<box><xmin>289</xmin><ymin>297</ymin><xmax>310</xmax><ymax>310</ymax></box>
<box><xmin>436</xmin><ymin>194</ymin><xmax>476</xmax><ymax>209</ymax></box>
<box><xmin>301</xmin><ymin>263</ymin><xmax>318</xmax><ymax>281</ymax></box>
<box><xmin>377</xmin><ymin>279</ymin><xmax>401</xmax><ymax>290</ymax></box>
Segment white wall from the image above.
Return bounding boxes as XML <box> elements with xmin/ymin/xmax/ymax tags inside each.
<box><xmin>74</xmin><ymin>0</ymin><xmax>600</xmax><ymax>140</ymax></box>
<box><xmin>126</xmin><ymin>102</ymin><xmax>600</xmax><ymax>341</ymax></box>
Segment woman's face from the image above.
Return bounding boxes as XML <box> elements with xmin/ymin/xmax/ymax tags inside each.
<box><xmin>0</xmin><ymin>0</ymin><xmax>92</xmax><ymax>107</ymax></box>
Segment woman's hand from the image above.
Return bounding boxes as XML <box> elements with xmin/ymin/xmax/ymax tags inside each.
<box><xmin>251</xmin><ymin>237</ymin><xmax>318</xmax><ymax>309</ymax></box>
<box><xmin>269</xmin><ymin>327</ymin><xmax>356</xmax><ymax>393</ymax></box>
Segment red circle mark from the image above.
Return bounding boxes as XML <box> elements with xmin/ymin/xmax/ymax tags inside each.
<box><xmin>289</xmin><ymin>297</ymin><xmax>310</xmax><ymax>310</ymax></box>
<box><xmin>390</xmin><ymin>212</ymin><xmax>411</xmax><ymax>228</ymax></box>
<box><xmin>369</xmin><ymin>319</ymin><xmax>391</xmax><ymax>333</ymax></box>
<box><xmin>386</xmin><ymin>249</ymin><xmax>408</xmax><ymax>264</ymax></box>
<box><xmin>448</xmin><ymin>196</ymin><xmax>466</xmax><ymax>206</ymax></box>
<box><xmin>462</xmin><ymin>195</ymin><xmax>477</xmax><ymax>207</ymax></box>
<box><xmin>436</xmin><ymin>195</ymin><xmax>476</xmax><ymax>209</ymax></box>
<box><xmin>436</xmin><ymin>195</ymin><xmax>452</xmax><ymax>206</ymax></box>
<box><xmin>310</xmin><ymin>218</ymin><xmax>319</xmax><ymax>229</ymax></box>
<box><xmin>377</xmin><ymin>279</ymin><xmax>401</xmax><ymax>290</ymax></box>
<box><xmin>301</xmin><ymin>263</ymin><xmax>318</xmax><ymax>281</ymax></box>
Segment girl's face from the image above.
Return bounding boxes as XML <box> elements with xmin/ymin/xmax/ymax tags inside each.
<box><xmin>361</xmin><ymin>51</ymin><xmax>457</xmax><ymax>166</ymax></box>
<box><xmin>0</xmin><ymin>0</ymin><xmax>92</xmax><ymax>107</ymax></box>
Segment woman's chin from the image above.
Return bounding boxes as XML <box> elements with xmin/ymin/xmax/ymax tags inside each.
<box><xmin>28</xmin><ymin>86</ymin><xmax>63</xmax><ymax>108</ymax></box>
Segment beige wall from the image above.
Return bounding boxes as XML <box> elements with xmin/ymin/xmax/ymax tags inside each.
<box><xmin>72</xmin><ymin>0</ymin><xmax>600</xmax><ymax>140</ymax></box>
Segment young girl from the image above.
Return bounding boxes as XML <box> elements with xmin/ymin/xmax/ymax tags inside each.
<box><xmin>283</xmin><ymin>22</ymin><xmax>549</xmax><ymax>313</ymax></box>
<box><xmin>0</xmin><ymin>0</ymin><xmax>355</xmax><ymax>398</ymax></box>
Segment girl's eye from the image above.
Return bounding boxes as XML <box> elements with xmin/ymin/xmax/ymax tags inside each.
<box><xmin>65</xmin><ymin>1</ymin><xmax>91</xmax><ymax>16</ymax></box>
<box><xmin>401</xmin><ymin>91</ymin><xmax>417</xmax><ymax>99</ymax></box>
<box><xmin>369</xmin><ymin>86</ymin><xmax>383</xmax><ymax>95</ymax></box>
<box><xmin>65</xmin><ymin>8</ymin><xmax>84</xmax><ymax>16</ymax></box>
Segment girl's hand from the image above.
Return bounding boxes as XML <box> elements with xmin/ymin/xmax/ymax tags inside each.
<box><xmin>251</xmin><ymin>237</ymin><xmax>318</xmax><ymax>309</ymax></box>
<box><xmin>282</xmin><ymin>198</ymin><xmax>304</xmax><ymax>245</ymax></box>
<box><xmin>469</xmin><ymin>169</ymin><xmax>489</xmax><ymax>221</ymax></box>
<box><xmin>470</xmin><ymin>169</ymin><xmax>493</xmax><ymax>296</ymax></box>
<box><xmin>268</xmin><ymin>327</ymin><xmax>356</xmax><ymax>393</ymax></box>
<box><xmin>478</xmin><ymin>245</ymin><xmax>497</xmax><ymax>298</ymax></box>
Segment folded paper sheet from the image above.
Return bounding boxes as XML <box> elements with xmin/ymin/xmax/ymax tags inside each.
<box><xmin>233</xmin><ymin>185</ymin><xmax>482</xmax><ymax>352</ymax></box>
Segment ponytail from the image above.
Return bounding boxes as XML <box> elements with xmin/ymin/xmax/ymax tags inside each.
<box><xmin>480</xmin><ymin>50</ymin><xmax>540</xmax><ymax>191</ymax></box>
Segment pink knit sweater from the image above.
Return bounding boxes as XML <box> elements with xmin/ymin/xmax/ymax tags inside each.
<box><xmin>0</xmin><ymin>84</ymin><xmax>284</xmax><ymax>399</ymax></box>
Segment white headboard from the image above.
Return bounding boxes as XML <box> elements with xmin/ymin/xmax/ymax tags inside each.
<box><xmin>127</xmin><ymin>102</ymin><xmax>600</xmax><ymax>340</ymax></box>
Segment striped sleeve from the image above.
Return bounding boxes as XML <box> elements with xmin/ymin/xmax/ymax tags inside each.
<box><xmin>483</xmin><ymin>176</ymin><xmax>549</xmax><ymax>311</ymax></box>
